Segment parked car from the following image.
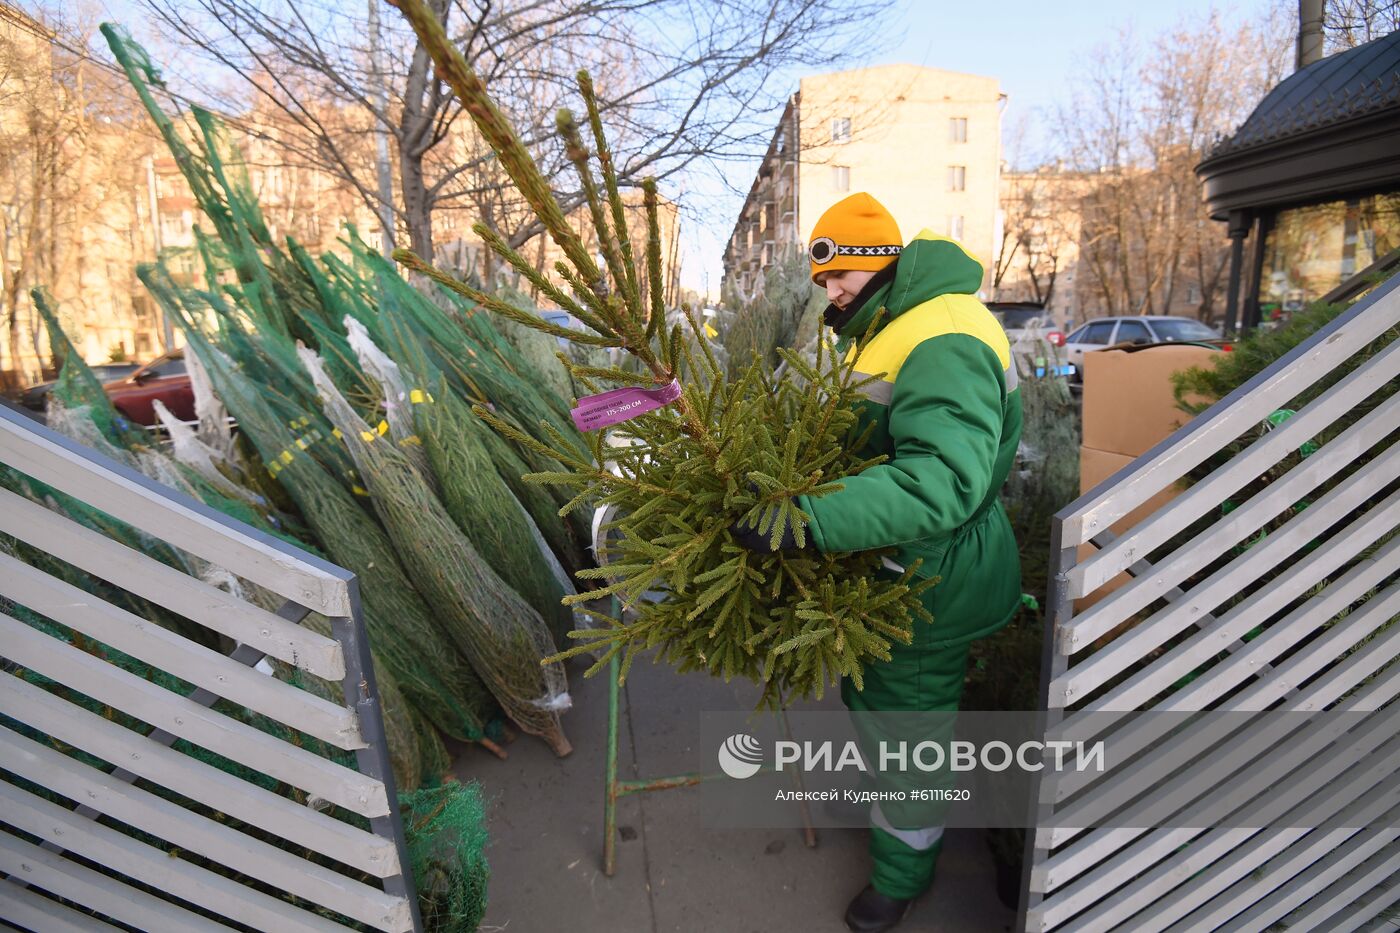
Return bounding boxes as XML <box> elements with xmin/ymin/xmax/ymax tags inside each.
<box><xmin>988</xmin><ymin>302</ymin><xmax>1074</xmax><ymax>379</ymax></box>
<box><xmin>989</xmin><ymin>302</ymin><xmax>1067</xmax><ymax>349</ymax></box>
<box><xmin>102</xmin><ymin>350</ymin><xmax>195</xmax><ymax>426</ymax></box>
<box><xmin>17</xmin><ymin>362</ymin><xmax>142</xmax><ymax>412</ymax></box>
<box><xmin>1062</xmin><ymin>316</ymin><xmax>1223</xmax><ymax>374</ymax></box>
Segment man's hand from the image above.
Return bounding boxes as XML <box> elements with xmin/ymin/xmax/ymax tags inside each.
<box><xmin>730</xmin><ymin>502</ymin><xmax>808</xmax><ymax>553</ymax></box>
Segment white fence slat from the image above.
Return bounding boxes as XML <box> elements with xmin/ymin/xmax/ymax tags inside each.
<box><xmin>1137</xmin><ymin>786</ymin><xmax>1400</xmax><ymax>933</ymax></box>
<box><xmin>0</xmin><ymin>487</ymin><xmax>345</xmax><ymax>680</ymax></box>
<box><xmin>1033</xmin><ymin>279</ymin><xmax>1400</xmax><ymax>931</ymax></box>
<box><xmin>0</xmin><ymin>407</ymin><xmax>351</xmax><ymax>616</ymax></box>
<box><xmin>0</xmin><ymin>781</ymin><xmax>356</xmax><ymax>933</ymax></box>
<box><xmin>1050</xmin><ymin>571</ymin><xmax>1400</xmax><ymax>802</ymax></box>
<box><xmin>0</xmin><ymin>551</ymin><xmax>363</xmax><ymax>749</ymax></box>
<box><xmin>0</xmin><ymin>672</ymin><xmax>397</xmax><ymax>877</ymax></box>
<box><xmin>0</xmin><ymin>830</ymin><xmax>234</xmax><ymax>933</ymax></box>
<box><xmin>1205</xmin><ymin>825</ymin><xmax>1400</xmax><ymax>933</ymax></box>
<box><xmin>1048</xmin><ymin>651</ymin><xmax>1400</xmax><ymax>849</ymax></box>
<box><xmin>1031</xmin><ymin>828</ymin><xmax>1208</xmax><ymax>931</ymax></box>
<box><xmin>1052</xmin><ymin>474</ymin><xmax>1399</xmax><ymax>704</ymax></box>
<box><xmin>1337</xmin><ymin>863</ymin><xmax>1400</xmax><ymax>932</ymax></box>
<box><xmin>0</xmin><ymin>879</ymin><xmax>122</xmax><ymax>933</ymax></box>
<box><xmin>0</xmin><ymin>727</ymin><xmax>412</xmax><ymax>932</ymax></box>
<box><xmin>1079</xmin><ymin>541</ymin><xmax>1400</xmax><ymax>720</ymax></box>
<box><xmin>1042</xmin><ymin>746</ymin><xmax>1400</xmax><ymax>933</ymax></box>
<box><xmin>1283</xmin><ymin>843</ymin><xmax>1400</xmax><ymax>933</ymax></box>
<box><xmin>1034</xmin><ymin>713</ymin><xmax>1396</xmax><ymax>925</ymax></box>
<box><xmin>0</xmin><ymin>614</ymin><xmax>389</xmax><ymax>817</ymax></box>
<box><xmin>1059</xmin><ymin>277</ymin><xmax>1400</xmax><ymax>543</ymax></box>
<box><xmin>1072</xmin><ymin>371</ymin><xmax>1400</xmax><ymax>598</ymax></box>
<box><xmin>1063</xmin><ymin>438</ymin><xmax>1398</xmax><ymax>649</ymax></box>
<box><xmin>1033</xmin><ymin>690</ymin><xmax>1399</xmax><ymax>898</ymax></box>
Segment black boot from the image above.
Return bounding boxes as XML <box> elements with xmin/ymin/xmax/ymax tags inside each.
<box><xmin>844</xmin><ymin>884</ymin><xmax>914</xmax><ymax>933</ymax></box>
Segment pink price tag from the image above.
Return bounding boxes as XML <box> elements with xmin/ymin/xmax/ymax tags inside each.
<box><xmin>570</xmin><ymin>380</ymin><xmax>682</xmax><ymax>432</ymax></box>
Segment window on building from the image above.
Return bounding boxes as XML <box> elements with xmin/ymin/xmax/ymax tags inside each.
<box><xmin>132</xmin><ymin>294</ymin><xmax>154</xmax><ymax>323</ymax></box>
<box><xmin>134</xmin><ymin>332</ymin><xmax>153</xmax><ymax>356</ymax></box>
<box><xmin>948</xmin><ymin>215</ymin><xmax>965</xmax><ymax>240</ymax></box>
<box><xmin>831</xmin><ymin>117</ymin><xmax>851</xmax><ymax>144</ymax></box>
<box><xmin>948</xmin><ymin>165</ymin><xmax>967</xmax><ymax>191</ymax></box>
<box><xmin>949</xmin><ymin>117</ymin><xmax>968</xmax><ymax>143</ymax></box>
<box><xmin>1261</xmin><ymin>193</ymin><xmax>1400</xmax><ymax>316</ymax></box>
<box><xmin>832</xmin><ymin>165</ymin><xmax>850</xmax><ymax>192</ymax></box>
<box><xmin>160</xmin><ymin>213</ymin><xmax>185</xmax><ymax>243</ymax></box>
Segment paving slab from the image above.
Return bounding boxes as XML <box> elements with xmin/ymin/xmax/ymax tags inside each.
<box><xmin>454</xmin><ymin>649</ymin><xmax>1017</xmax><ymax>932</ymax></box>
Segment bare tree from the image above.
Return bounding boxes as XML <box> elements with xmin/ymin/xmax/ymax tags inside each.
<box><xmin>1324</xmin><ymin>0</ymin><xmax>1400</xmax><ymax>50</ymax></box>
<box><xmin>993</xmin><ymin>169</ymin><xmax>1083</xmax><ymax>309</ymax></box>
<box><xmin>0</xmin><ymin>4</ymin><xmax>158</xmax><ymax>383</ymax></box>
<box><xmin>133</xmin><ymin>0</ymin><xmax>886</xmax><ymax>263</ymax></box>
<box><xmin>1052</xmin><ymin>10</ymin><xmax>1291</xmax><ymax>320</ymax></box>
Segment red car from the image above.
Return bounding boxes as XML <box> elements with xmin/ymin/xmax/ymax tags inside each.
<box><xmin>102</xmin><ymin>350</ymin><xmax>196</xmax><ymax>426</ymax></box>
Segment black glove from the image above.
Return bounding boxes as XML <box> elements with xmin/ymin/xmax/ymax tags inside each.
<box><xmin>730</xmin><ymin>502</ymin><xmax>807</xmax><ymax>553</ymax></box>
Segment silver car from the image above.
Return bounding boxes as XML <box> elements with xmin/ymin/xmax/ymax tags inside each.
<box><xmin>1062</xmin><ymin>316</ymin><xmax>1221</xmax><ymax>373</ymax></box>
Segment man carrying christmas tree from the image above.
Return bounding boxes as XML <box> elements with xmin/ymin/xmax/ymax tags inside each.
<box><xmin>733</xmin><ymin>192</ymin><xmax>1024</xmax><ymax>932</ymax></box>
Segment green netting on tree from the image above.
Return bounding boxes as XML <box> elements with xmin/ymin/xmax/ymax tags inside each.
<box><xmin>354</xmin><ymin>240</ymin><xmax>587</xmax><ymax>463</ymax></box>
<box><xmin>139</xmin><ymin>275</ymin><xmax>498</xmax><ymax>744</ymax></box>
<box><xmin>400</xmin><ymin>782</ymin><xmax>490</xmax><ymax>933</ymax></box>
<box><xmin>410</xmin><ymin>703</ymin><xmax>455</xmax><ymax>787</ymax></box>
<box><xmin>480</xmin><ymin>282</ymin><xmax>575</xmax><ymax>405</ymax></box>
<box><xmin>372</xmin><ymin>305</ymin><xmax>573</xmax><ymax>646</ymax></box>
<box><xmin>102</xmin><ymin>24</ymin><xmax>238</xmax><ymax>252</ymax></box>
<box><xmin>31</xmin><ymin>288</ymin><xmax>147</xmax><ymax>447</ymax></box>
<box><xmin>299</xmin><ymin>344</ymin><xmax>571</xmax><ymax>756</ymax></box>
<box><xmin>362</xmin><ymin>249</ymin><xmax>590</xmax><ymax>573</ymax></box>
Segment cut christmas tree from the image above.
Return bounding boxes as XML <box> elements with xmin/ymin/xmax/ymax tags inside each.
<box><xmin>391</xmin><ymin>0</ymin><xmax>936</xmax><ymax>707</ymax></box>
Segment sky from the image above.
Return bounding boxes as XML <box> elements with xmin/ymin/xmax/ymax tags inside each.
<box><xmin>675</xmin><ymin>0</ymin><xmax>1282</xmax><ymax>299</ymax></box>
<box><xmin>82</xmin><ymin>0</ymin><xmax>1283</xmax><ymax>301</ymax></box>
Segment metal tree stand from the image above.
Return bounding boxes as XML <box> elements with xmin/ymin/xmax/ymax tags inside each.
<box><xmin>599</xmin><ymin>592</ymin><xmax>819</xmax><ymax>876</ymax></box>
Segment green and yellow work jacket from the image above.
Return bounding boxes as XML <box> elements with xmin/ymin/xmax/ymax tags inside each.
<box><xmin>796</xmin><ymin>230</ymin><xmax>1024</xmax><ymax>649</ymax></box>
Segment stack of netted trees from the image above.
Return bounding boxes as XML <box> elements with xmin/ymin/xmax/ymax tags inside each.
<box><xmin>107</xmin><ymin>26</ymin><xmax>594</xmax><ymax>763</ymax></box>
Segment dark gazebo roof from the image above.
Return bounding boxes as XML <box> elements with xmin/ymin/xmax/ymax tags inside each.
<box><xmin>1197</xmin><ymin>30</ymin><xmax>1400</xmax><ymax>220</ymax></box>
<box><xmin>1210</xmin><ymin>30</ymin><xmax>1400</xmax><ymax>157</ymax></box>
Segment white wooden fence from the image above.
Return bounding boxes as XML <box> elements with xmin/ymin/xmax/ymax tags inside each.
<box><xmin>1022</xmin><ymin>272</ymin><xmax>1399</xmax><ymax>931</ymax></box>
<box><xmin>0</xmin><ymin>403</ymin><xmax>422</xmax><ymax>932</ymax></box>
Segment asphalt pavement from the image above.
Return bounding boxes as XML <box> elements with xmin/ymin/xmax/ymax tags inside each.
<box><xmin>451</xmin><ymin>648</ymin><xmax>1017</xmax><ymax>933</ymax></box>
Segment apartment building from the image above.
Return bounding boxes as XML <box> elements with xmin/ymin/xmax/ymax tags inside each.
<box><xmin>993</xmin><ymin>168</ymin><xmax>1095</xmax><ymax>329</ymax></box>
<box><xmin>723</xmin><ymin>64</ymin><xmax>1003</xmax><ymax>299</ymax></box>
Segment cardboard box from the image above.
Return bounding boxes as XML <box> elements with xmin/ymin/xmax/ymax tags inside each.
<box><xmin>1081</xmin><ymin>344</ymin><xmax>1219</xmax><ymax>457</ymax></box>
<box><xmin>1074</xmin><ymin>446</ymin><xmax>1187</xmax><ymax>615</ymax></box>
<box><xmin>1078</xmin><ymin>446</ymin><xmax>1186</xmax><ymax>532</ymax></box>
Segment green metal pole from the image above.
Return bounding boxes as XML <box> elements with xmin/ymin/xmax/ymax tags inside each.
<box><xmin>603</xmin><ymin>598</ymin><xmax>621</xmax><ymax>876</ymax></box>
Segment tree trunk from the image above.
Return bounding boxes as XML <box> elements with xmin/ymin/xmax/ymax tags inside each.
<box><xmin>399</xmin><ymin>143</ymin><xmax>433</xmax><ymax>260</ymax></box>
<box><xmin>396</xmin><ymin>0</ymin><xmax>449</xmax><ymax>261</ymax></box>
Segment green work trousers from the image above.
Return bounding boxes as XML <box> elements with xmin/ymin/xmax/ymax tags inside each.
<box><xmin>841</xmin><ymin>632</ymin><xmax>972</xmax><ymax>900</ymax></box>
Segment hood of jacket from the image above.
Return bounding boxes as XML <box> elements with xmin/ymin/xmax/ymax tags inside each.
<box><xmin>831</xmin><ymin>230</ymin><xmax>985</xmax><ymax>340</ymax></box>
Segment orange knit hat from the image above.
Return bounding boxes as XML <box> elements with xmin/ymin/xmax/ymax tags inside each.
<box><xmin>808</xmin><ymin>192</ymin><xmax>903</xmax><ymax>282</ymax></box>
